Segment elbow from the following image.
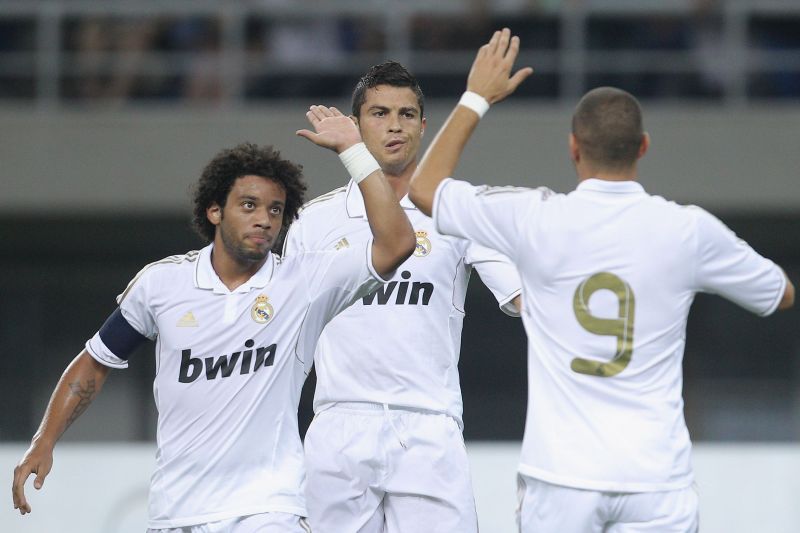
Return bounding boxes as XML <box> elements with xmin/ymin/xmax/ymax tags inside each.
<box><xmin>398</xmin><ymin>228</ymin><xmax>416</xmax><ymax>262</ymax></box>
<box><xmin>778</xmin><ymin>279</ymin><xmax>795</xmax><ymax>311</ymax></box>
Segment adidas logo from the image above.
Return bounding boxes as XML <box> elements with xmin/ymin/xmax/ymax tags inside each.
<box><xmin>177</xmin><ymin>311</ymin><xmax>198</xmax><ymax>327</ymax></box>
<box><xmin>334</xmin><ymin>238</ymin><xmax>350</xmax><ymax>250</ymax></box>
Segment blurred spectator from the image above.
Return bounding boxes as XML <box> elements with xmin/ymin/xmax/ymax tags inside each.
<box><xmin>65</xmin><ymin>16</ymin><xmax>165</xmax><ymax>104</ymax></box>
<box><xmin>166</xmin><ymin>17</ymin><xmax>225</xmax><ymax>103</ymax></box>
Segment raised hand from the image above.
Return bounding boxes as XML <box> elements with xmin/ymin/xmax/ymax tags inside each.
<box><xmin>466</xmin><ymin>28</ymin><xmax>533</xmax><ymax>104</ymax></box>
<box><xmin>296</xmin><ymin>105</ymin><xmax>363</xmax><ymax>154</ymax></box>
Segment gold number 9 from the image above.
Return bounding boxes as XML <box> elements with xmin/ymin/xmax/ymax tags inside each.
<box><xmin>571</xmin><ymin>272</ymin><xmax>635</xmax><ymax>378</ymax></box>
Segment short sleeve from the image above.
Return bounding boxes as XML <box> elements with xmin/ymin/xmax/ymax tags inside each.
<box><xmin>282</xmin><ymin>217</ymin><xmax>306</xmax><ymax>257</ymax></box>
<box><xmin>465</xmin><ymin>242</ymin><xmax>522</xmax><ymax>317</ymax></box>
<box><xmin>433</xmin><ymin>178</ymin><xmax>541</xmax><ymax>261</ymax></box>
<box><xmin>300</xmin><ymin>238</ymin><xmax>387</xmax><ymax>324</ymax></box>
<box><xmin>693</xmin><ymin>208</ymin><xmax>786</xmax><ymax>316</ymax></box>
<box><xmin>86</xmin><ymin>269</ymin><xmax>157</xmax><ymax>368</ymax></box>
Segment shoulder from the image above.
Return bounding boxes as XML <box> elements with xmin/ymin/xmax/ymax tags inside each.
<box><xmin>297</xmin><ymin>186</ymin><xmax>347</xmax><ymax>219</ymax></box>
<box><xmin>118</xmin><ymin>250</ymin><xmax>201</xmax><ymax>302</ymax></box>
<box><xmin>138</xmin><ymin>250</ymin><xmax>202</xmax><ymax>277</ymax></box>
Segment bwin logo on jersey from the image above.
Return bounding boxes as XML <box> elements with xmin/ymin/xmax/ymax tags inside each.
<box><xmin>178</xmin><ymin>339</ymin><xmax>277</xmax><ymax>383</ymax></box>
<box><xmin>251</xmin><ymin>294</ymin><xmax>274</xmax><ymax>324</ymax></box>
<box><xmin>362</xmin><ymin>270</ymin><xmax>433</xmax><ymax>306</ymax></box>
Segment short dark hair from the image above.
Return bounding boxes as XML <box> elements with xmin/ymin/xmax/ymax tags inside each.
<box><xmin>572</xmin><ymin>87</ymin><xmax>644</xmax><ymax>171</ymax></box>
<box><xmin>191</xmin><ymin>143</ymin><xmax>307</xmax><ymax>243</ymax></box>
<box><xmin>351</xmin><ymin>61</ymin><xmax>425</xmax><ymax>118</ymax></box>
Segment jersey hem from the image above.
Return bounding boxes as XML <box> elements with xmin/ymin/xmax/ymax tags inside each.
<box><xmin>146</xmin><ymin>504</ymin><xmax>307</xmax><ymax>529</ymax></box>
<box><xmin>498</xmin><ymin>288</ymin><xmax>522</xmax><ymax>317</ymax></box>
<box><xmin>517</xmin><ymin>464</ymin><xmax>694</xmax><ymax>493</ymax></box>
<box><xmin>314</xmin><ymin>400</ymin><xmax>463</xmax><ymax>427</ymax></box>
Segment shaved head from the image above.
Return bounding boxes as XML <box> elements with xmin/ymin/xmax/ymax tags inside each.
<box><xmin>572</xmin><ymin>87</ymin><xmax>644</xmax><ymax>172</ymax></box>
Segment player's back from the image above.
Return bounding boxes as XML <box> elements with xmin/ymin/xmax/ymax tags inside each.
<box><xmin>517</xmin><ymin>178</ymin><xmax>783</xmax><ymax>492</ymax></box>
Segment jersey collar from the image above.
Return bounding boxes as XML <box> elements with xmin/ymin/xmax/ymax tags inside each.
<box><xmin>194</xmin><ymin>243</ymin><xmax>275</xmax><ymax>294</ymax></box>
<box><xmin>576</xmin><ymin>178</ymin><xmax>645</xmax><ymax>194</ymax></box>
<box><xmin>345</xmin><ymin>179</ymin><xmax>417</xmax><ymax>219</ymax></box>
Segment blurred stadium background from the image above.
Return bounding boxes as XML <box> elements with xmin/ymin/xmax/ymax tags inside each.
<box><xmin>1</xmin><ymin>1</ymin><xmax>799</xmax><ymax>531</ymax></box>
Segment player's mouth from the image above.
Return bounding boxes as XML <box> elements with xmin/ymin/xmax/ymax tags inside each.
<box><xmin>385</xmin><ymin>139</ymin><xmax>406</xmax><ymax>152</ymax></box>
<box><xmin>245</xmin><ymin>234</ymin><xmax>270</xmax><ymax>245</ymax></box>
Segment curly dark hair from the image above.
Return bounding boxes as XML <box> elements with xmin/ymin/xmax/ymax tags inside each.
<box><xmin>191</xmin><ymin>143</ymin><xmax>307</xmax><ymax>245</ymax></box>
<box><xmin>351</xmin><ymin>61</ymin><xmax>425</xmax><ymax>118</ymax></box>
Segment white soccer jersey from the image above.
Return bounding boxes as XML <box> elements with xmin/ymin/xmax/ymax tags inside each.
<box><xmin>283</xmin><ymin>181</ymin><xmax>521</xmax><ymax>424</ymax></box>
<box><xmin>86</xmin><ymin>240</ymin><xmax>384</xmax><ymax>528</ymax></box>
<box><xmin>433</xmin><ymin>177</ymin><xmax>786</xmax><ymax>492</ymax></box>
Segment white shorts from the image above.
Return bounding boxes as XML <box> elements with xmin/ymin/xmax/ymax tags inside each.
<box><xmin>516</xmin><ymin>475</ymin><xmax>699</xmax><ymax>533</ymax></box>
<box><xmin>147</xmin><ymin>512</ymin><xmax>311</xmax><ymax>533</ymax></box>
<box><xmin>304</xmin><ymin>402</ymin><xmax>478</xmax><ymax>533</ymax></box>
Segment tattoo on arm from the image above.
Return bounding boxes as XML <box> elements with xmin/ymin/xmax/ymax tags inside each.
<box><xmin>65</xmin><ymin>379</ymin><xmax>97</xmax><ymax>428</ymax></box>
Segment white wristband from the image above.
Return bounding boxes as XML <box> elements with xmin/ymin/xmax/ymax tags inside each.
<box><xmin>339</xmin><ymin>142</ymin><xmax>381</xmax><ymax>184</ymax></box>
<box><xmin>458</xmin><ymin>91</ymin><xmax>490</xmax><ymax>118</ymax></box>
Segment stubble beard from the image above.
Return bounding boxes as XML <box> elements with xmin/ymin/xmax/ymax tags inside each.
<box><xmin>219</xmin><ymin>223</ymin><xmax>269</xmax><ymax>265</ymax></box>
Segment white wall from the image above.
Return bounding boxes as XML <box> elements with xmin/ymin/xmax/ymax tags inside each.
<box><xmin>2</xmin><ymin>104</ymin><xmax>799</xmax><ymax>215</ymax></box>
<box><xmin>2</xmin><ymin>442</ymin><xmax>799</xmax><ymax>532</ymax></box>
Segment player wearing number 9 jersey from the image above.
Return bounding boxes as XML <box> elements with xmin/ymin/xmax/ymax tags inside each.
<box><xmin>409</xmin><ymin>28</ymin><xmax>795</xmax><ymax>533</ymax></box>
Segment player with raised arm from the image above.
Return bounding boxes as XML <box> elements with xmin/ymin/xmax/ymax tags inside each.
<box><xmin>12</xmin><ymin>108</ymin><xmax>415</xmax><ymax>532</ymax></box>
<box><xmin>284</xmin><ymin>62</ymin><xmax>522</xmax><ymax>532</ymax></box>
<box><xmin>409</xmin><ymin>28</ymin><xmax>795</xmax><ymax>532</ymax></box>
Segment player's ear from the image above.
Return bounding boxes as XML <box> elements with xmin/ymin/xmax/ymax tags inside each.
<box><xmin>420</xmin><ymin>116</ymin><xmax>427</xmax><ymax>136</ymax></box>
<box><xmin>207</xmin><ymin>203</ymin><xmax>222</xmax><ymax>226</ymax></box>
<box><xmin>638</xmin><ymin>132</ymin><xmax>650</xmax><ymax>159</ymax></box>
<box><xmin>569</xmin><ymin>133</ymin><xmax>580</xmax><ymax>163</ymax></box>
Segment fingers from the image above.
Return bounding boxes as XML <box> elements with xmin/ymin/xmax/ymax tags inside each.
<box><xmin>488</xmin><ymin>30</ymin><xmax>501</xmax><ymax>54</ymax></box>
<box><xmin>308</xmin><ymin>105</ymin><xmax>336</xmax><ymax>122</ymax></box>
<box><xmin>497</xmin><ymin>28</ymin><xmax>511</xmax><ymax>57</ymax></box>
<box><xmin>12</xmin><ymin>465</ymin><xmax>32</xmax><ymax>514</ymax></box>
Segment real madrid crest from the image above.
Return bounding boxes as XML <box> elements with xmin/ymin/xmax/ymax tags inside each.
<box><xmin>414</xmin><ymin>230</ymin><xmax>432</xmax><ymax>257</ymax></box>
<box><xmin>251</xmin><ymin>294</ymin><xmax>275</xmax><ymax>325</ymax></box>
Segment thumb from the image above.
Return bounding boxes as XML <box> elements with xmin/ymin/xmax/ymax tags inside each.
<box><xmin>295</xmin><ymin>129</ymin><xmax>316</xmax><ymax>141</ymax></box>
<box><xmin>509</xmin><ymin>67</ymin><xmax>534</xmax><ymax>91</ymax></box>
<box><xmin>33</xmin><ymin>464</ymin><xmax>50</xmax><ymax>490</ymax></box>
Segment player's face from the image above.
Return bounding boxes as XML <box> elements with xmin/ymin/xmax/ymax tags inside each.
<box><xmin>355</xmin><ymin>85</ymin><xmax>425</xmax><ymax>177</ymax></box>
<box><xmin>209</xmin><ymin>175</ymin><xmax>286</xmax><ymax>264</ymax></box>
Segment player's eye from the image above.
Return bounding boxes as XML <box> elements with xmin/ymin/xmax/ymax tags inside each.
<box><xmin>373</xmin><ymin>110</ymin><xmax>385</xmax><ymax>117</ymax></box>
<box><xmin>270</xmin><ymin>206</ymin><xmax>283</xmax><ymax>215</ymax></box>
<box><xmin>243</xmin><ymin>201</ymin><xmax>255</xmax><ymax>209</ymax></box>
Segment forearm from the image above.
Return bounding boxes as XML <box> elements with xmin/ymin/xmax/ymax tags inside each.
<box><xmin>32</xmin><ymin>350</ymin><xmax>110</xmax><ymax>448</ymax></box>
<box><xmin>360</xmin><ymin>170</ymin><xmax>415</xmax><ymax>274</ymax></box>
<box><xmin>409</xmin><ymin>106</ymin><xmax>481</xmax><ymax>216</ymax></box>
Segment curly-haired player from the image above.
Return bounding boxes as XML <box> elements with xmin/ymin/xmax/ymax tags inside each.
<box><xmin>13</xmin><ymin>134</ymin><xmax>415</xmax><ymax>532</ymax></box>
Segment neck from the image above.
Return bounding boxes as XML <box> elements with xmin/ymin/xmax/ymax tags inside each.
<box><xmin>210</xmin><ymin>242</ymin><xmax>267</xmax><ymax>291</ymax></box>
<box><xmin>383</xmin><ymin>160</ymin><xmax>416</xmax><ymax>200</ymax></box>
<box><xmin>576</xmin><ymin>163</ymin><xmax>637</xmax><ymax>183</ymax></box>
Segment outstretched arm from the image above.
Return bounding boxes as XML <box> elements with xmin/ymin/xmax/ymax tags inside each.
<box><xmin>12</xmin><ymin>350</ymin><xmax>110</xmax><ymax>515</ymax></box>
<box><xmin>297</xmin><ymin>105</ymin><xmax>415</xmax><ymax>276</ymax></box>
<box><xmin>409</xmin><ymin>28</ymin><xmax>533</xmax><ymax>215</ymax></box>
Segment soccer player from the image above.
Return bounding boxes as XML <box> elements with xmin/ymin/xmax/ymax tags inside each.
<box><xmin>409</xmin><ymin>28</ymin><xmax>795</xmax><ymax>533</ymax></box>
<box><xmin>283</xmin><ymin>62</ymin><xmax>522</xmax><ymax>532</ymax></box>
<box><xmin>12</xmin><ymin>107</ymin><xmax>416</xmax><ymax>532</ymax></box>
